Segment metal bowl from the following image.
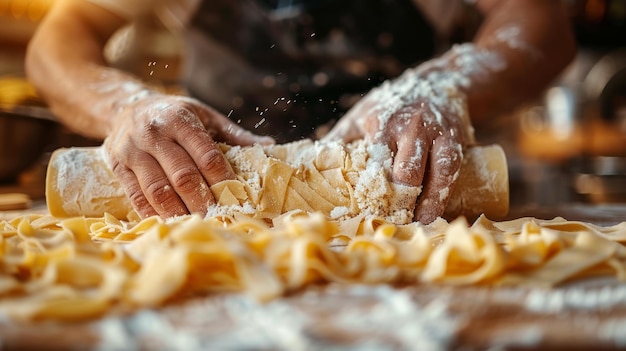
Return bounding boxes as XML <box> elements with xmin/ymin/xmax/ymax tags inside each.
<box><xmin>0</xmin><ymin>106</ymin><xmax>58</xmax><ymax>182</ymax></box>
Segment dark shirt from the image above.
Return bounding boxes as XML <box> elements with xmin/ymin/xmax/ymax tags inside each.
<box><xmin>184</xmin><ymin>0</ymin><xmax>438</xmax><ymax>142</ymax></box>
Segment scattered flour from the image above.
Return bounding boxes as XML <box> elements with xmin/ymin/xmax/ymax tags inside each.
<box><xmin>93</xmin><ymin>285</ymin><xmax>458</xmax><ymax>351</ymax></box>
<box><xmin>525</xmin><ymin>281</ymin><xmax>626</xmax><ymax>313</ymax></box>
<box><xmin>205</xmin><ymin>139</ymin><xmax>423</xmax><ymax>224</ymax></box>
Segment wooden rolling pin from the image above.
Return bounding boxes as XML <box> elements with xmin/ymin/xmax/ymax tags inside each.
<box><xmin>45</xmin><ymin>144</ymin><xmax>509</xmax><ymax>221</ymax></box>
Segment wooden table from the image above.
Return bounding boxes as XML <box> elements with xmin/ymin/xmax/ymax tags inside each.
<box><xmin>1</xmin><ymin>204</ymin><xmax>626</xmax><ymax>350</ymax></box>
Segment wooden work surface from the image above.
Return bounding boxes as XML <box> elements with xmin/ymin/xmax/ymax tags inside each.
<box><xmin>1</xmin><ymin>203</ymin><xmax>626</xmax><ymax>350</ymax></box>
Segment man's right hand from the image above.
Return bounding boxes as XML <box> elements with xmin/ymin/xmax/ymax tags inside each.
<box><xmin>103</xmin><ymin>92</ymin><xmax>274</xmax><ymax>218</ymax></box>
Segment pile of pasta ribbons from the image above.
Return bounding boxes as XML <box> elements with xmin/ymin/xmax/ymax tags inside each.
<box><xmin>2</xmin><ymin>210</ymin><xmax>626</xmax><ymax>321</ymax></box>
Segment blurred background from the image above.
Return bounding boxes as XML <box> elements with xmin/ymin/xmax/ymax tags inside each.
<box><xmin>0</xmin><ymin>0</ymin><xmax>625</xmax><ymax>213</ymax></box>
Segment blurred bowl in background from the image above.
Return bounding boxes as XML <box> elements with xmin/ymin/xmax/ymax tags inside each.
<box><xmin>0</xmin><ymin>106</ymin><xmax>57</xmax><ymax>182</ymax></box>
<box><xmin>0</xmin><ymin>74</ymin><xmax>58</xmax><ymax>182</ymax></box>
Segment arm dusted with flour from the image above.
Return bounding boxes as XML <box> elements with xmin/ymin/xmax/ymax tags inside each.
<box><xmin>26</xmin><ymin>0</ymin><xmax>273</xmax><ymax>219</ymax></box>
<box><xmin>467</xmin><ymin>0</ymin><xmax>576</xmax><ymax>120</ymax></box>
<box><xmin>325</xmin><ymin>0</ymin><xmax>576</xmax><ymax>223</ymax></box>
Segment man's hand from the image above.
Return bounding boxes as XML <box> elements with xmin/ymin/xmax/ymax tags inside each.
<box><xmin>103</xmin><ymin>92</ymin><xmax>273</xmax><ymax>218</ymax></box>
<box><xmin>325</xmin><ymin>0</ymin><xmax>577</xmax><ymax>224</ymax></box>
<box><xmin>324</xmin><ymin>64</ymin><xmax>475</xmax><ymax>224</ymax></box>
<box><xmin>26</xmin><ymin>0</ymin><xmax>276</xmax><ymax>219</ymax></box>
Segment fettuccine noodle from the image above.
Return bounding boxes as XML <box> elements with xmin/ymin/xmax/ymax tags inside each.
<box><xmin>2</xmin><ymin>211</ymin><xmax>626</xmax><ymax>321</ymax></box>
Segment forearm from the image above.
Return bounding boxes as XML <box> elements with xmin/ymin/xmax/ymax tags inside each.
<box><xmin>415</xmin><ymin>0</ymin><xmax>576</xmax><ymax>124</ymax></box>
<box><xmin>26</xmin><ymin>0</ymin><xmax>150</xmax><ymax>140</ymax></box>
<box><xmin>469</xmin><ymin>0</ymin><xmax>575</xmax><ymax>121</ymax></box>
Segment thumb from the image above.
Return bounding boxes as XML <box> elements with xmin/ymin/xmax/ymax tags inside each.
<box><xmin>222</xmin><ymin>125</ymin><xmax>275</xmax><ymax>146</ymax></box>
<box><xmin>321</xmin><ymin>117</ymin><xmax>361</xmax><ymax>143</ymax></box>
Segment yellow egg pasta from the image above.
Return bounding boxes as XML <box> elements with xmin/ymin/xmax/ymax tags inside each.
<box><xmin>2</xmin><ymin>210</ymin><xmax>626</xmax><ymax>321</ymax></box>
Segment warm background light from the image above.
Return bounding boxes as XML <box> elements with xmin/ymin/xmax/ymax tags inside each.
<box><xmin>0</xmin><ymin>0</ymin><xmax>54</xmax><ymax>44</ymax></box>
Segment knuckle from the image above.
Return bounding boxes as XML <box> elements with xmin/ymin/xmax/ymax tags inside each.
<box><xmin>438</xmin><ymin>143</ymin><xmax>462</xmax><ymax>159</ymax></box>
<box><xmin>144</xmin><ymin>179</ymin><xmax>176</xmax><ymax>205</ymax></box>
<box><xmin>199</xmin><ymin>148</ymin><xmax>226</xmax><ymax>169</ymax></box>
<box><xmin>136</xmin><ymin>123</ymin><xmax>162</xmax><ymax>148</ymax></box>
<box><xmin>393</xmin><ymin>160</ymin><xmax>424</xmax><ymax>187</ymax></box>
<box><xmin>395</xmin><ymin>159</ymin><xmax>421</xmax><ymax>177</ymax></box>
<box><xmin>143</xmin><ymin>102</ymin><xmax>200</xmax><ymax>133</ymax></box>
<box><xmin>108</xmin><ymin>156</ymin><xmax>131</xmax><ymax>178</ymax></box>
<box><xmin>170</xmin><ymin>168</ymin><xmax>203</xmax><ymax>192</ymax></box>
<box><xmin>109</xmin><ymin>159</ymin><xmax>124</xmax><ymax>175</ymax></box>
<box><xmin>171</xmin><ymin>100</ymin><xmax>202</xmax><ymax>122</ymax></box>
<box><xmin>126</xmin><ymin>188</ymin><xmax>153</xmax><ymax>216</ymax></box>
<box><xmin>104</xmin><ymin>141</ymin><xmax>126</xmax><ymax>165</ymax></box>
<box><xmin>433</xmin><ymin>148</ymin><xmax>462</xmax><ymax>179</ymax></box>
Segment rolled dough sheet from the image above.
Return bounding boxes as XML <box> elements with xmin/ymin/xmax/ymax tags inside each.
<box><xmin>45</xmin><ymin>141</ymin><xmax>509</xmax><ymax>222</ymax></box>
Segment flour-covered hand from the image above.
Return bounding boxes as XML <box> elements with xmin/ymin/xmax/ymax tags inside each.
<box><xmin>103</xmin><ymin>92</ymin><xmax>274</xmax><ymax>219</ymax></box>
<box><xmin>324</xmin><ymin>63</ymin><xmax>475</xmax><ymax>224</ymax></box>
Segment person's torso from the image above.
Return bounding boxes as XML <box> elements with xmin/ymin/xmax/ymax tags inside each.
<box><xmin>182</xmin><ymin>0</ymin><xmax>464</xmax><ymax>141</ymax></box>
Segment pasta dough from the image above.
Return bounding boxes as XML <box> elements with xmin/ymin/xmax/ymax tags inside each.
<box><xmin>45</xmin><ymin>147</ymin><xmax>134</xmax><ymax>220</ymax></box>
<box><xmin>46</xmin><ymin>140</ymin><xmax>509</xmax><ymax>223</ymax></box>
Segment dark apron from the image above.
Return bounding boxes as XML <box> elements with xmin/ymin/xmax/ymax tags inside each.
<box><xmin>185</xmin><ymin>0</ymin><xmax>436</xmax><ymax>142</ymax></box>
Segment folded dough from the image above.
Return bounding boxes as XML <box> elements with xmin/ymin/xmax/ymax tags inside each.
<box><xmin>46</xmin><ymin>139</ymin><xmax>509</xmax><ymax>224</ymax></box>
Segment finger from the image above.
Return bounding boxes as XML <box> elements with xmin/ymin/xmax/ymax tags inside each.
<box><xmin>109</xmin><ymin>160</ymin><xmax>158</xmax><ymax>219</ymax></box>
<box><xmin>164</xmin><ymin>110</ymin><xmax>237</xmax><ymax>186</ymax></box>
<box><xmin>218</xmin><ymin>119</ymin><xmax>276</xmax><ymax>146</ymax></box>
<box><xmin>126</xmin><ymin>150</ymin><xmax>189</xmax><ymax>218</ymax></box>
<box><xmin>151</xmin><ymin>140</ymin><xmax>216</xmax><ymax>215</ymax></box>
<box><xmin>414</xmin><ymin>138</ymin><xmax>463</xmax><ymax>224</ymax></box>
<box><xmin>321</xmin><ymin>113</ymin><xmax>361</xmax><ymax>143</ymax></box>
<box><xmin>197</xmin><ymin>106</ymin><xmax>275</xmax><ymax>146</ymax></box>
<box><xmin>321</xmin><ymin>99</ymin><xmax>374</xmax><ymax>143</ymax></box>
<box><xmin>391</xmin><ymin>136</ymin><xmax>430</xmax><ymax>187</ymax></box>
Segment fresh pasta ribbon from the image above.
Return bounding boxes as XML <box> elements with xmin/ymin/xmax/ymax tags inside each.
<box><xmin>3</xmin><ymin>211</ymin><xmax>626</xmax><ymax>321</ymax></box>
